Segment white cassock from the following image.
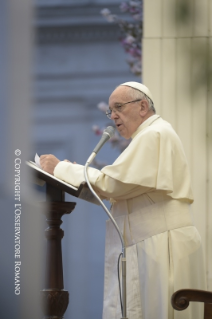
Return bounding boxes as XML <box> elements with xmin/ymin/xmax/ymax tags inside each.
<box><xmin>54</xmin><ymin>114</ymin><xmax>206</xmax><ymax>319</ymax></box>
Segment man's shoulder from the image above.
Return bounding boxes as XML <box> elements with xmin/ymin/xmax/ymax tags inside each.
<box><xmin>151</xmin><ymin>117</ymin><xmax>173</xmax><ymax>129</ymax></box>
<box><xmin>142</xmin><ymin>117</ymin><xmax>175</xmax><ymax>135</ymax></box>
<box><xmin>135</xmin><ymin>117</ymin><xmax>180</xmax><ymax>145</ymax></box>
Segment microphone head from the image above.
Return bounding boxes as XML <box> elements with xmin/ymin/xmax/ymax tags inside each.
<box><xmin>92</xmin><ymin>126</ymin><xmax>115</xmax><ymax>155</ymax></box>
<box><xmin>104</xmin><ymin>126</ymin><xmax>115</xmax><ymax>138</ymax></box>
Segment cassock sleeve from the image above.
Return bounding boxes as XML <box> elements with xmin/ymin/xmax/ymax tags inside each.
<box><xmin>53</xmin><ymin>128</ymin><xmax>172</xmax><ymax>201</ymax></box>
<box><xmin>54</xmin><ymin>125</ymin><xmax>193</xmax><ymax>202</ymax></box>
<box><xmin>54</xmin><ymin>161</ymin><xmax>152</xmax><ymax>201</ymax></box>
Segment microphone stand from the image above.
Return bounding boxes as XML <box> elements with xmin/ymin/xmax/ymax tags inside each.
<box><xmin>84</xmin><ymin>152</ymin><xmax>128</xmax><ymax>319</ymax></box>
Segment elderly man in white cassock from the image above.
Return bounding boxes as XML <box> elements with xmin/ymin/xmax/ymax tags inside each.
<box><xmin>40</xmin><ymin>82</ymin><xmax>206</xmax><ymax>319</ymax></box>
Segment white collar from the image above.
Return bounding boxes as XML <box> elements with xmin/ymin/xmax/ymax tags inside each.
<box><xmin>131</xmin><ymin>114</ymin><xmax>161</xmax><ymax>139</ymax></box>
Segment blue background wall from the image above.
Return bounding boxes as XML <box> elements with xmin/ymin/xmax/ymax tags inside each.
<box><xmin>0</xmin><ymin>1</ymin><xmax>138</xmax><ymax>318</ymax></box>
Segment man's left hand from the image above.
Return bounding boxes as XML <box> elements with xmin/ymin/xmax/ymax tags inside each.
<box><xmin>40</xmin><ymin>154</ymin><xmax>60</xmax><ymax>175</ymax></box>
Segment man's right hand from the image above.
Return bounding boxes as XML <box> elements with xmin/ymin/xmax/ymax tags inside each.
<box><xmin>40</xmin><ymin>154</ymin><xmax>61</xmax><ymax>175</ymax></box>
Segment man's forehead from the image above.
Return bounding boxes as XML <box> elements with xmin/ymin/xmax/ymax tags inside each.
<box><xmin>109</xmin><ymin>86</ymin><xmax>131</xmax><ymax>102</ymax></box>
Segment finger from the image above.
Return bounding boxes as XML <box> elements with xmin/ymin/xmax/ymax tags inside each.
<box><xmin>40</xmin><ymin>154</ymin><xmax>47</xmax><ymax>160</ymax></box>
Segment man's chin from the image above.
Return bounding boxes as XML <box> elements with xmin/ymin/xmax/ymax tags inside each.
<box><xmin>118</xmin><ymin>129</ymin><xmax>130</xmax><ymax>140</ymax></box>
<box><xmin>117</xmin><ymin>126</ymin><xmax>124</xmax><ymax>136</ymax></box>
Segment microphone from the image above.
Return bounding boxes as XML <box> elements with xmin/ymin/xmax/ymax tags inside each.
<box><xmin>93</xmin><ymin>126</ymin><xmax>115</xmax><ymax>154</ymax></box>
<box><xmin>84</xmin><ymin>126</ymin><xmax>127</xmax><ymax>319</ymax></box>
<box><xmin>86</xmin><ymin>126</ymin><xmax>115</xmax><ymax>164</ymax></box>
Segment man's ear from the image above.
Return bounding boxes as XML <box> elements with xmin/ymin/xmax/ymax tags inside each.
<box><xmin>139</xmin><ymin>99</ymin><xmax>149</xmax><ymax>116</ymax></box>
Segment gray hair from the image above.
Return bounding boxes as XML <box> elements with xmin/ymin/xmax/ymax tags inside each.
<box><xmin>128</xmin><ymin>87</ymin><xmax>156</xmax><ymax>113</ymax></box>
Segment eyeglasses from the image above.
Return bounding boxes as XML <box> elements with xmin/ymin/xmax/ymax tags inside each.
<box><xmin>106</xmin><ymin>99</ymin><xmax>142</xmax><ymax>119</ymax></box>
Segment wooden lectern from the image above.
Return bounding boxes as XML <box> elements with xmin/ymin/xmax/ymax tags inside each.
<box><xmin>27</xmin><ymin>162</ymin><xmax>99</xmax><ymax>319</ymax></box>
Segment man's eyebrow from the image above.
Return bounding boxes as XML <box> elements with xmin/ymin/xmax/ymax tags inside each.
<box><xmin>108</xmin><ymin>102</ymin><xmax>123</xmax><ymax>110</ymax></box>
<box><xmin>112</xmin><ymin>102</ymin><xmax>123</xmax><ymax>106</ymax></box>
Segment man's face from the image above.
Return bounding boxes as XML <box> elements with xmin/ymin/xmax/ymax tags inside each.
<box><xmin>108</xmin><ymin>86</ymin><xmax>143</xmax><ymax>139</ymax></box>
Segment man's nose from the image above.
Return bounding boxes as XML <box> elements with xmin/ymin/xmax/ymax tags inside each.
<box><xmin>111</xmin><ymin>109</ymin><xmax>119</xmax><ymax>120</ymax></box>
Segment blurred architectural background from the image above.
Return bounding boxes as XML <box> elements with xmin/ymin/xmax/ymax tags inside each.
<box><xmin>143</xmin><ymin>0</ymin><xmax>212</xmax><ymax>291</ymax></box>
<box><xmin>32</xmin><ymin>1</ymin><xmax>137</xmax><ymax>319</ymax></box>
<box><xmin>0</xmin><ymin>1</ymin><xmax>138</xmax><ymax>319</ymax></box>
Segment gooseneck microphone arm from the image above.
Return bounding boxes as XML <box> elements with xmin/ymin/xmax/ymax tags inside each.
<box><xmin>84</xmin><ymin>126</ymin><xmax>128</xmax><ymax>319</ymax></box>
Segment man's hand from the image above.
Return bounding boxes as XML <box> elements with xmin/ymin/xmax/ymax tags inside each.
<box><xmin>40</xmin><ymin>154</ymin><xmax>60</xmax><ymax>175</ymax></box>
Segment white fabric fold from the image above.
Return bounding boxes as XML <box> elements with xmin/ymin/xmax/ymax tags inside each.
<box><xmin>102</xmin><ymin>195</ymin><xmax>206</xmax><ymax>319</ymax></box>
<box><xmin>102</xmin><ymin>116</ymin><xmax>193</xmax><ymax>202</ymax></box>
<box><xmin>52</xmin><ymin>115</ymin><xmax>205</xmax><ymax>319</ymax></box>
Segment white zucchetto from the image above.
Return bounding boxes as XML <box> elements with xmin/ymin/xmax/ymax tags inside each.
<box><xmin>120</xmin><ymin>81</ymin><xmax>154</xmax><ymax>103</ymax></box>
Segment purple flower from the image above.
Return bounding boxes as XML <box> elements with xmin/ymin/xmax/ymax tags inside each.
<box><xmin>92</xmin><ymin>125</ymin><xmax>103</xmax><ymax>136</ymax></box>
<box><xmin>133</xmin><ymin>13</ymin><xmax>142</xmax><ymax>20</ymax></box>
<box><xmin>124</xmin><ymin>35</ymin><xmax>136</xmax><ymax>44</ymax></box>
<box><xmin>120</xmin><ymin>2</ymin><xmax>129</xmax><ymax>12</ymax></box>
<box><xmin>101</xmin><ymin>8</ymin><xmax>111</xmax><ymax>16</ymax></box>
<box><xmin>126</xmin><ymin>46</ymin><xmax>141</xmax><ymax>57</ymax></box>
<box><xmin>101</xmin><ymin>8</ymin><xmax>117</xmax><ymax>22</ymax></box>
<box><xmin>131</xmin><ymin>63</ymin><xmax>141</xmax><ymax>74</ymax></box>
<box><xmin>129</xmin><ymin>1</ymin><xmax>140</xmax><ymax>7</ymax></box>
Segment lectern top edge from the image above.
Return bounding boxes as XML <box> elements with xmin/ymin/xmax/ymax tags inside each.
<box><xmin>26</xmin><ymin>161</ymin><xmax>100</xmax><ymax>205</ymax></box>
